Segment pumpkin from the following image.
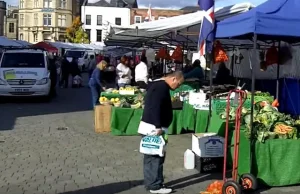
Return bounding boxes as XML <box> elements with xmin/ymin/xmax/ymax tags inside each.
<box><xmin>272</xmin><ymin>99</ymin><xmax>279</xmax><ymax>107</ymax></box>
<box><xmin>205</xmin><ymin>181</ymin><xmax>223</xmax><ymax>194</ymax></box>
<box><xmin>214</xmin><ymin>41</ymin><xmax>228</xmax><ymax>63</ymax></box>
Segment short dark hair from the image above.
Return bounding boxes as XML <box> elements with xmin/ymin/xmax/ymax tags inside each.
<box><xmin>193</xmin><ymin>59</ymin><xmax>201</xmax><ymax>68</ymax></box>
<box><xmin>120</xmin><ymin>56</ymin><xmax>128</xmax><ymax>64</ymax></box>
<box><xmin>141</xmin><ymin>55</ymin><xmax>147</xmax><ymax>63</ymax></box>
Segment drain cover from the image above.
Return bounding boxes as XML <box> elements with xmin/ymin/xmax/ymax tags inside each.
<box><xmin>57</xmin><ymin>127</ymin><xmax>68</xmax><ymax>130</ymax></box>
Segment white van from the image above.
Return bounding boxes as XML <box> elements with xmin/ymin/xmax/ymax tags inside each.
<box><xmin>0</xmin><ymin>49</ymin><xmax>51</xmax><ymax>98</ymax></box>
<box><xmin>64</xmin><ymin>49</ymin><xmax>96</xmax><ymax>71</ymax></box>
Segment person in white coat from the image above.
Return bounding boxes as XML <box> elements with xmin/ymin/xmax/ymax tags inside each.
<box><xmin>116</xmin><ymin>56</ymin><xmax>131</xmax><ymax>88</ymax></box>
<box><xmin>135</xmin><ymin>55</ymin><xmax>148</xmax><ymax>89</ymax></box>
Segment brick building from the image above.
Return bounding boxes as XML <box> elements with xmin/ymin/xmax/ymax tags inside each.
<box><xmin>130</xmin><ymin>7</ymin><xmax>197</xmax><ymax>24</ymax></box>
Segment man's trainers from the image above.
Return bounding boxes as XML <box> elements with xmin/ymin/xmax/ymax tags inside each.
<box><xmin>150</xmin><ymin>187</ymin><xmax>172</xmax><ymax>194</ymax></box>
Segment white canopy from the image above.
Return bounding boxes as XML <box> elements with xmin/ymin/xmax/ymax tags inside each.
<box><xmin>46</xmin><ymin>41</ymin><xmax>105</xmax><ymax>50</ymax></box>
<box><xmin>105</xmin><ymin>2</ymin><xmax>254</xmax><ymax>48</ymax></box>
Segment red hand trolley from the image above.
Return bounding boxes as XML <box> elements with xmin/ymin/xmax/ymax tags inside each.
<box><xmin>222</xmin><ymin>89</ymin><xmax>258</xmax><ymax>194</ymax></box>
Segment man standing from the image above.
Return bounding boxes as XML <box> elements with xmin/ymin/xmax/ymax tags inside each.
<box><xmin>138</xmin><ymin>71</ymin><xmax>184</xmax><ymax>194</ymax></box>
<box><xmin>135</xmin><ymin>55</ymin><xmax>148</xmax><ymax>89</ymax></box>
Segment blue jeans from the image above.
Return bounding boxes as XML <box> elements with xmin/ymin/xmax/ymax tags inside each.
<box><xmin>143</xmin><ymin>154</ymin><xmax>165</xmax><ymax>190</ymax></box>
<box><xmin>90</xmin><ymin>85</ymin><xmax>100</xmax><ymax>107</ymax></box>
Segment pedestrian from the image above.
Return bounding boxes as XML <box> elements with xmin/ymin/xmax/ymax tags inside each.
<box><xmin>116</xmin><ymin>56</ymin><xmax>131</xmax><ymax>88</ymax></box>
<box><xmin>60</xmin><ymin>56</ymin><xmax>70</xmax><ymax>88</ymax></box>
<box><xmin>135</xmin><ymin>55</ymin><xmax>148</xmax><ymax>89</ymax></box>
<box><xmin>48</xmin><ymin>54</ymin><xmax>58</xmax><ymax>97</ymax></box>
<box><xmin>89</xmin><ymin>60</ymin><xmax>107</xmax><ymax>107</ymax></box>
<box><xmin>88</xmin><ymin>55</ymin><xmax>97</xmax><ymax>78</ymax></box>
<box><xmin>138</xmin><ymin>71</ymin><xmax>184</xmax><ymax>194</ymax></box>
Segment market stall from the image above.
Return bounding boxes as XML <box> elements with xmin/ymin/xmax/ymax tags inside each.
<box><xmin>214</xmin><ymin>0</ymin><xmax>300</xmax><ymax>187</ymax></box>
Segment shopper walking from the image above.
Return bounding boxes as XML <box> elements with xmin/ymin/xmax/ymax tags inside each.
<box><xmin>88</xmin><ymin>55</ymin><xmax>97</xmax><ymax>78</ymax></box>
<box><xmin>89</xmin><ymin>60</ymin><xmax>107</xmax><ymax>107</ymax></box>
<box><xmin>138</xmin><ymin>71</ymin><xmax>184</xmax><ymax>194</ymax></box>
<box><xmin>60</xmin><ymin>56</ymin><xmax>70</xmax><ymax>88</ymax></box>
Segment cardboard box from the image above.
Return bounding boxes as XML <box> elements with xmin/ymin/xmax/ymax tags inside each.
<box><xmin>194</xmin><ymin>155</ymin><xmax>223</xmax><ymax>173</ymax></box>
<box><xmin>192</xmin><ymin>133</ymin><xmax>224</xmax><ymax>157</ymax></box>
<box><xmin>94</xmin><ymin>105</ymin><xmax>112</xmax><ymax>133</ymax></box>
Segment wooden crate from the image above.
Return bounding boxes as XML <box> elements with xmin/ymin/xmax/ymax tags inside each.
<box><xmin>94</xmin><ymin>105</ymin><xmax>112</xmax><ymax>133</ymax></box>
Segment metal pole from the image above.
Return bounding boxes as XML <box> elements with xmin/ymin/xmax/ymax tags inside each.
<box><xmin>250</xmin><ymin>33</ymin><xmax>257</xmax><ymax>173</ymax></box>
<box><xmin>276</xmin><ymin>41</ymin><xmax>281</xmax><ymax>99</ymax></box>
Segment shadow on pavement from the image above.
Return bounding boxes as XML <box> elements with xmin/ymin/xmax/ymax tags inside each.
<box><xmin>166</xmin><ymin>173</ymin><xmax>221</xmax><ymax>190</ymax></box>
<box><xmin>0</xmin><ymin>73</ymin><xmax>93</xmax><ymax>131</ymax></box>
<box><xmin>60</xmin><ymin>180</ymin><xmax>143</xmax><ymax>194</ymax></box>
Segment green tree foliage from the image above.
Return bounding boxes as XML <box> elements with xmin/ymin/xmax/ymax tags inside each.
<box><xmin>66</xmin><ymin>16</ymin><xmax>89</xmax><ymax>43</ymax></box>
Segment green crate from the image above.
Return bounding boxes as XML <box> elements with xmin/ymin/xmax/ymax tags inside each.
<box><xmin>213</xmin><ymin>99</ymin><xmax>251</xmax><ymax>115</ymax></box>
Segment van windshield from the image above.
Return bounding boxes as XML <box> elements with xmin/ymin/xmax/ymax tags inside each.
<box><xmin>1</xmin><ymin>53</ymin><xmax>45</xmax><ymax>68</ymax></box>
<box><xmin>65</xmin><ymin>51</ymin><xmax>85</xmax><ymax>58</ymax></box>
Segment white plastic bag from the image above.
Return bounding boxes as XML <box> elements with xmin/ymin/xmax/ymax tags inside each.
<box><xmin>139</xmin><ymin>136</ymin><xmax>166</xmax><ymax>157</ymax></box>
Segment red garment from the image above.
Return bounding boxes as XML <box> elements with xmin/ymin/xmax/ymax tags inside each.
<box><xmin>96</xmin><ymin>55</ymin><xmax>103</xmax><ymax>64</ymax></box>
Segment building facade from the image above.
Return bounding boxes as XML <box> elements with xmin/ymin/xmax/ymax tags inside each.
<box><xmin>0</xmin><ymin>1</ymin><xmax>6</xmax><ymax>36</ymax></box>
<box><xmin>18</xmin><ymin>0</ymin><xmax>75</xmax><ymax>43</ymax></box>
<box><xmin>81</xmin><ymin>0</ymin><xmax>137</xmax><ymax>43</ymax></box>
<box><xmin>130</xmin><ymin>8</ymin><xmax>195</xmax><ymax>24</ymax></box>
<box><xmin>4</xmin><ymin>5</ymin><xmax>19</xmax><ymax>40</ymax></box>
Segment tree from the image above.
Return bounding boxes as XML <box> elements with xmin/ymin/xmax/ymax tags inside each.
<box><xmin>66</xmin><ymin>16</ymin><xmax>89</xmax><ymax>43</ymax></box>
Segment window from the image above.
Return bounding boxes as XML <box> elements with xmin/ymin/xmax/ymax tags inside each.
<box><xmin>9</xmin><ymin>23</ymin><xmax>14</xmax><ymax>33</ymax></box>
<box><xmin>158</xmin><ymin>17</ymin><xmax>166</xmax><ymax>20</ymax></box>
<box><xmin>85</xmin><ymin>15</ymin><xmax>91</xmax><ymax>25</ymax></box>
<box><xmin>44</xmin><ymin>0</ymin><xmax>52</xmax><ymax>8</ymax></box>
<box><xmin>115</xmin><ymin>17</ymin><xmax>121</xmax><ymax>25</ymax></box>
<box><xmin>13</xmin><ymin>13</ymin><xmax>18</xmax><ymax>19</ymax></box>
<box><xmin>1</xmin><ymin>53</ymin><xmax>45</xmax><ymax>68</ymax></box>
<box><xmin>134</xmin><ymin>16</ymin><xmax>141</xmax><ymax>23</ymax></box>
<box><xmin>96</xmin><ymin>30</ymin><xmax>102</xmax><ymax>42</ymax></box>
<box><xmin>58</xmin><ymin>15</ymin><xmax>66</xmax><ymax>27</ymax></box>
<box><xmin>60</xmin><ymin>0</ymin><xmax>66</xmax><ymax>8</ymax></box>
<box><xmin>43</xmin><ymin>14</ymin><xmax>52</xmax><ymax>26</ymax></box>
<box><xmin>34</xmin><ymin>0</ymin><xmax>39</xmax><ymax>8</ymax></box>
<box><xmin>20</xmin><ymin>0</ymin><xmax>24</xmax><ymax>8</ymax></box>
<box><xmin>33</xmin><ymin>34</ymin><xmax>38</xmax><ymax>42</ymax></box>
<box><xmin>19</xmin><ymin>14</ymin><xmax>24</xmax><ymax>26</ymax></box>
<box><xmin>34</xmin><ymin>14</ymin><xmax>38</xmax><ymax>26</ymax></box>
<box><xmin>20</xmin><ymin>34</ymin><xmax>23</xmax><ymax>40</ymax></box>
<box><xmin>97</xmin><ymin>15</ymin><xmax>102</xmax><ymax>26</ymax></box>
<box><xmin>85</xmin><ymin>29</ymin><xmax>91</xmax><ymax>42</ymax></box>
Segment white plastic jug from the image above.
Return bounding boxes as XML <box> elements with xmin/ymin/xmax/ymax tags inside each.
<box><xmin>184</xmin><ymin>149</ymin><xmax>195</xmax><ymax>170</ymax></box>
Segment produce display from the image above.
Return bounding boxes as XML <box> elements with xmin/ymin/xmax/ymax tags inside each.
<box><xmin>119</xmin><ymin>86</ymin><xmax>136</xmax><ymax>95</ymax></box>
<box><xmin>99</xmin><ymin>94</ymin><xmax>144</xmax><ymax>109</ymax></box>
<box><xmin>219</xmin><ymin>93</ymin><xmax>300</xmax><ymax>142</ymax></box>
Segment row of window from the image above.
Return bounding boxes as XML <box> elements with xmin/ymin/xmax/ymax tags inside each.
<box><xmin>20</xmin><ymin>0</ymin><xmax>67</xmax><ymax>9</ymax></box>
<box><xmin>85</xmin><ymin>15</ymin><xmax>122</xmax><ymax>26</ymax></box>
<box><xmin>84</xmin><ymin>15</ymin><xmax>167</xmax><ymax>26</ymax></box>
<box><xmin>134</xmin><ymin>16</ymin><xmax>167</xmax><ymax>23</ymax></box>
<box><xmin>85</xmin><ymin>29</ymin><xmax>102</xmax><ymax>42</ymax></box>
<box><xmin>19</xmin><ymin>14</ymin><xmax>67</xmax><ymax>27</ymax></box>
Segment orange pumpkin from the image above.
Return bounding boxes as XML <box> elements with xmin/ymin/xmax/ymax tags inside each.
<box><xmin>214</xmin><ymin>41</ymin><xmax>228</xmax><ymax>63</ymax></box>
<box><xmin>206</xmin><ymin>181</ymin><xmax>223</xmax><ymax>194</ymax></box>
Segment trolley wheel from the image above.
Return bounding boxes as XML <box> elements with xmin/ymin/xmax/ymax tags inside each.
<box><xmin>240</xmin><ymin>173</ymin><xmax>258</xmax><ymax>191</ymax></box>
<box><xmin>222</xmin><ymin>180</ymin><xmax>242</xmax><ymax>194</ymax></box>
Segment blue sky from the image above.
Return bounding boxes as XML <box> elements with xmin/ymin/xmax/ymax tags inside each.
<box><xmin>6</xmin><ymin>0</ymin><xmax>267</xmax><ymax>8</ymax></box>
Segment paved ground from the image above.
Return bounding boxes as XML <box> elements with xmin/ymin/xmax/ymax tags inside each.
<box><xmin>0</xmin><ymin>76</ymin><xmax>300</xmax><ymax>194</ymax></box>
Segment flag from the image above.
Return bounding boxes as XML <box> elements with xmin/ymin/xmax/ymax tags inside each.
<box><xmin>198</xmin><ymin>0</ymin><xmax>215</xmax><ymax>56</ymax></box>
<box><xmin>144</xmin><ymin>4</ymin><xmax>153</xmax><ymax>22</ymax></box>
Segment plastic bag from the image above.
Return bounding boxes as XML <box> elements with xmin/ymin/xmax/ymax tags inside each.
<box><xmin>139</xmin><ymin>136</ymin><xmax>166</xmax><ymax>157</ymax></box>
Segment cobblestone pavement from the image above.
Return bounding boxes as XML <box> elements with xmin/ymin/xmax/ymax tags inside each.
<box><xmin>0</xmin><ymin>82</ymin><xmax>299</xmax><ymax>194</ymax></box>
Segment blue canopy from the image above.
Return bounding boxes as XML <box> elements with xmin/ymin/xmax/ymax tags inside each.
<box><xmin>216</xmin><ymin>0</ymin><xmax>300</xmax><ymax>39</ymax></box>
